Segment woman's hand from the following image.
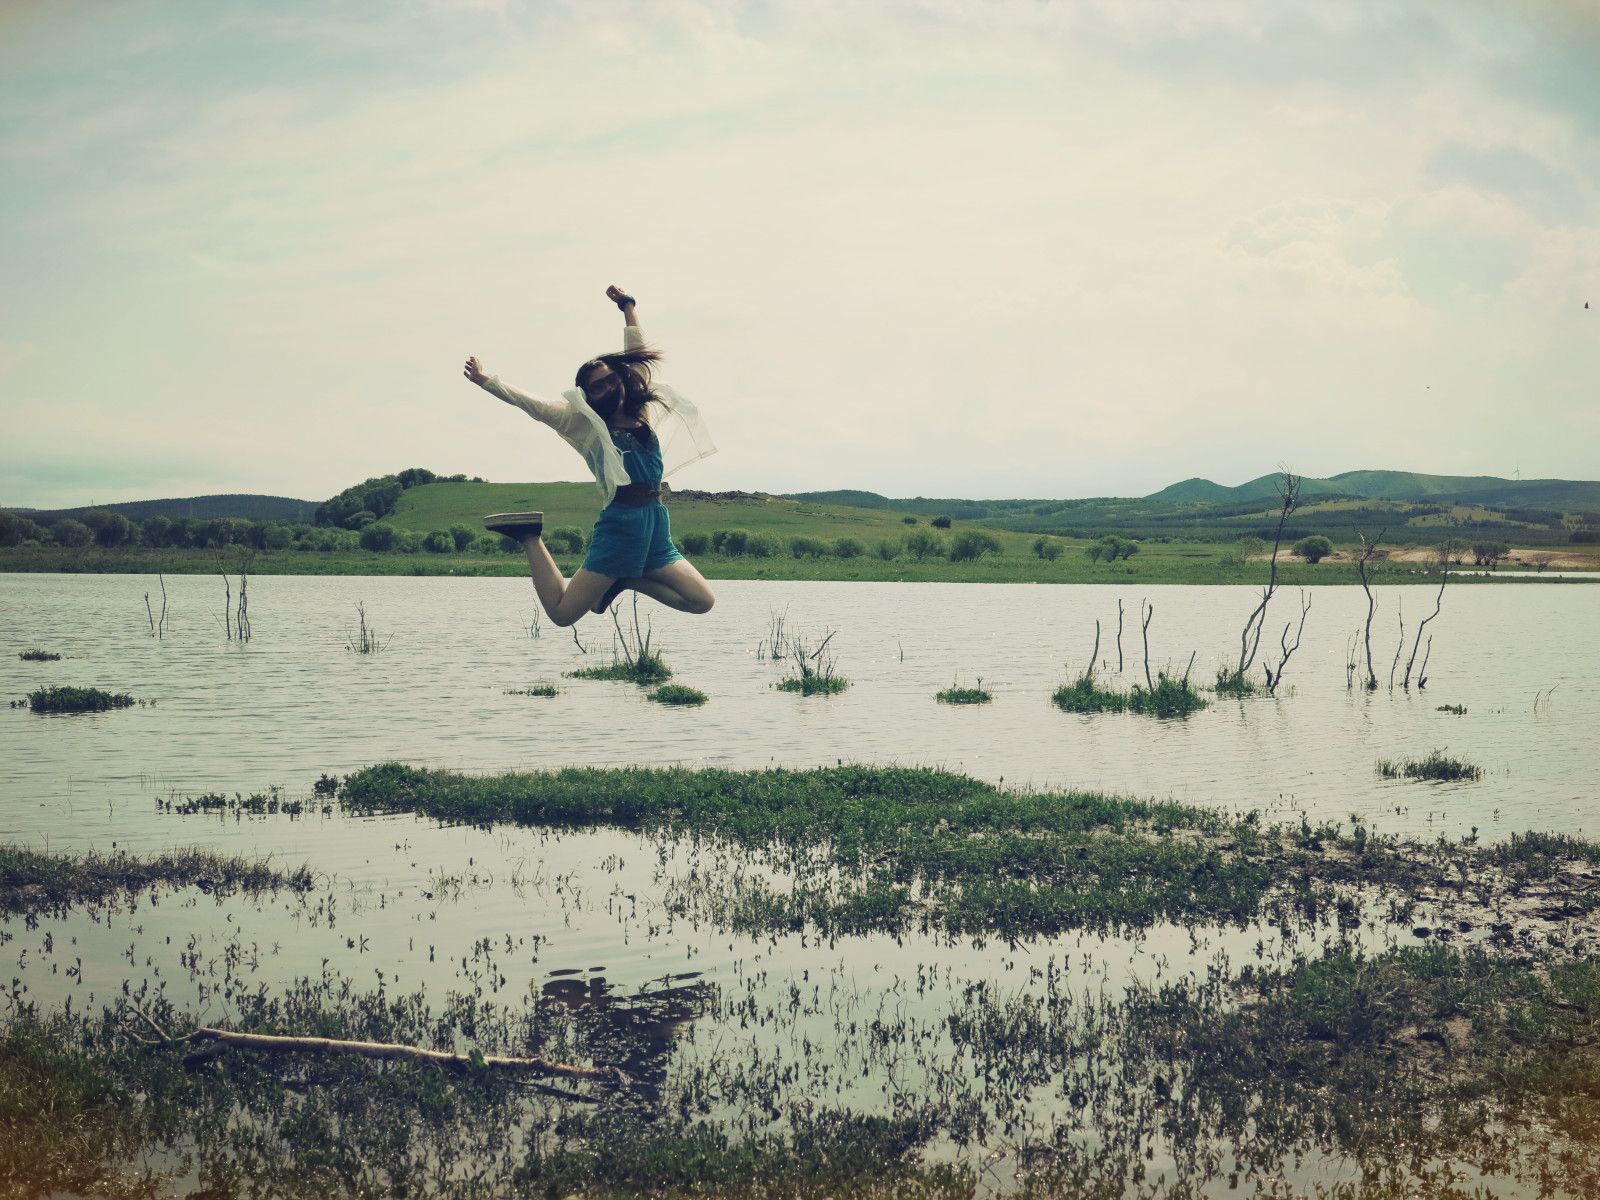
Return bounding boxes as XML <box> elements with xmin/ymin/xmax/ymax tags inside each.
<box><xmin>463</xmin><ymin>355</ymin><xmax>488</xmax><ymax>386</ymax></box>
<box><xmin>606</xmin><ymin>284</ymin><xmax>636</xmax><ymax>311</ymax></box>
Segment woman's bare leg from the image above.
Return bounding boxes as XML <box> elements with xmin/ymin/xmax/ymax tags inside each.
<box><xmin>626</xmin><ymin>559</ymin><xmax>715</xmax><ymax>615</ymax></box>
<box><xmin>521</xmin><ymin>537</ymin><xmax>616</xmax><ymax>626</ymax></box>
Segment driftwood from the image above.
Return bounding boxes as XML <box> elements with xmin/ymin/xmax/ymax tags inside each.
<box><xmin>121</xmin><ymin>1004</ymin><xmax>628</xmax><ymax>1085</ymax></box>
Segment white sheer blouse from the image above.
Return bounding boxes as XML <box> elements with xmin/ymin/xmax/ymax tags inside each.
<box><xmin>480</xmin><ymin>324</ymin><xmax>717</xmax><ymax>507</ymax></box>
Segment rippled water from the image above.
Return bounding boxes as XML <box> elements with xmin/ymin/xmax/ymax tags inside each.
<box><xmin>3</xmin><ymin>573</ymin><xmax>1595</xmax><ymax>846</ymax></box>
<box><xmin>2</xmin><ymin>572</ymin><xmax>1595</xmax><ymax>1195</ymax></box>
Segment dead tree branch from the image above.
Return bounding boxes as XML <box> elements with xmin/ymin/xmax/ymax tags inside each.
<box><xmin>1235</xmin><ymin>471</ymin><xmax>1301</xmax><ymax>680</ymax></box>
<box><xmin>1355</xmin><ymin>529</ymin><xmax>1386</xmax><ymax>690</ymax></box>
<box><xmin>1403</xmin><ymin>550</ymin><xmax>1450</xmax><ymax>688</ymax></box>
<box><xmin>1264</xmin><ymin>588</ymin><xmax>1310</xmax><ymax>693</ymax></box>
<box><xmin>1140</xmin><ymin>600</ymin><xmax>1154</xmax><ymax>691</ymax></box>
<box><xmin>1086</xmin><ymin>619</ymin><xmax>1101</xmax><ymax>679</ymax></box>
<box><xmin>1116</xmin><ymin>600</ymin><xmax>1124</xmax><ymax>673</ymax></box>
<box><xmin>1388</xmin><ymin>598</ymin><xmax>1405</xmax><ymax>690</ymax></box>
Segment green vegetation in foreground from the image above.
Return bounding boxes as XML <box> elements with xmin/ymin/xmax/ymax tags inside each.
<box><xmin>18</xmin><ymin>649</ymin><xmax>61</xmax><ymax>661</ymax></box>
<box><xmin>1051</xmin><ymin>672</ymin><xmax>1207</xmax><ymax>717</ymax></box>
<box><xmin>6</xmin><ymin>944</ymin><xmax>1600</xmax><ymax>1198</ymax></box>
<box><xmin>647</xmin><ymin>684</ymin><xmax>707</xmax><ymax>706</ymax></box>
<box><xmin>1378</xmin><ymin>750</ymin><xmax>1484</xmax><ymax>782</ymax></box>
<box><xmin>505</xmin><ymin>683</ymin><xmax>559</xmax><ymax>698</ymax></box>
<box><xmin>0</xmin><ymin>845</ymin><xmax>313</xmax><ymax>914</ymax></box>
<box><xmin>24</xmin><ymin>685</ymin><xmax>135</xmax><ymax>714</ymax></box>
<box><xmin>934</xmin><ymin>682</ymin><xmax>991</xmax><ymax>704</ymax></box>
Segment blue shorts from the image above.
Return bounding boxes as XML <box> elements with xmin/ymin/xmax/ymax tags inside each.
<box><xmin>582</xmin><ymin>502</ymin><xmax>683</xmax><ymax>579</ymax></box>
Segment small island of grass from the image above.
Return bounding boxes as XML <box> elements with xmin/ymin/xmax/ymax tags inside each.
<box><xmin>25</xmin><ymin>686</ymin><xmax>136</xmax><ymax>714</ymax></box>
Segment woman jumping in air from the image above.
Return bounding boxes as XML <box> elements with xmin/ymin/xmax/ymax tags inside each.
<box><xmin>463</xmin><ymin>285</ymin><xmax>717</xmax><ymax>627</ymax></box>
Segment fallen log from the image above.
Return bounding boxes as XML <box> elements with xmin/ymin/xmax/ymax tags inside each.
<box><xmin>123</xmin><ymin>1004</ymin><xmax>628</xmax><ymax>1085</ymax></box>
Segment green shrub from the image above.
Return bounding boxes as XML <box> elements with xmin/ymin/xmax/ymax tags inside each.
<box><xmin>1032</xmin><ymin>536</ymin><xmax>1063</xmax><ymax>561</ymax></box>
<box><xmin>902</xmin><ymin>516</ymin><xmax>918</xmax><ymax>525</ymax></box>
<box><xmin>27</xmin><ymin>686</ymin><xmax>136</xmax><ymax>714</ymax></box>
<box><xmin>833</xmin><ymin>537</ymin><xmax>865</xmax><ymax>559</ymax></box>
<box><xmin>648</xmin><ymin>684</ymin><xmax>707</xmax><ymax>706</ymax></box>
<box><xmin>931</xmin><ymin>515</ymin><xmax>952</xmax><ymax>529</ymax></box>
<box><xmin>359</xmin><ymin>524</ymin><xmax>398</xmax><ymax>552</ymax></box>
<box><xmin>875</xmin><ymin>539</ymin><xmax>901</xmax><ymax>561</ymax></box>
<box><xmin>422</xmin><ymin>530</ymin><xmax>455</xmax><ymax>554</ymax></box>
<box><xmin>680</xmin><ymin>533</ymin><xmax>710</xmax><ymax>555</ymax></box>
<box><xmin>449</xmin><ymin>524</ymin><xmax>476</xmax><ymax>551</ymax></box>
<box><xmin>788</xmin><ymin>536</ymin><xmax>829</xmax><ymax>559</ymax></box>
<box><xmin>949</xmin><ymin>531</ymin><xmax>1001</xmax><ymax>562</ymax></box>
<box><xmin>713</xmin><ymin>529</ymin><xmax>749</xmax><ymax>555</ymax></box>
<box><xmin>467</xmin><ymin>534</ymin><xmax>503</xmax><ymax>554</ymax></box>
<box><xmin>548</xmin><ymin>527</ymin><xmax>587</xmax><ymax>555</ymax></box>
<box><xmin>394</xmin><ymin>531</ymin><xmax>426</xmax><ymax>554</ymax></box>
<box><xmin>745</xmin><ymin>533</ymin><xmax>781</xmax><ymax>558</ymax></box>
<box><xmin>1292</xmin><ymin>535</ymin><xmax>1333</xmax><ymax>564</ymax></box>
<box><xmin>1472</xmin><ymin>541</ymin><xmax>1510</xmax><ymax>567</ymax></box>
<box><xmin>905</xmin><ymin>531</ymin><xmax>946</xmax><ymax>561</ymax></box>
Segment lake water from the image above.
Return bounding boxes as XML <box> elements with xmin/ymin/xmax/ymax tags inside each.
<box><xmin>2</xmin><ymin>573</ymin><xmax>1597</xmax><ymax>1195</ymax></box>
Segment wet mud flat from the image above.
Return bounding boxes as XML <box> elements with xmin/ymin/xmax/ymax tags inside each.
<box><xmin>4</xmin><ymin>765</ymin><xmax>1600</xmax><ymax>1198</ymax></box>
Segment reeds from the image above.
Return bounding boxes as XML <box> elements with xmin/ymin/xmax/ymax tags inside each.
<box><xmin>571</xmin><ymin>596</ymin><xmax>672</xmax><ymax>684</ymax></box>
<box><xmin>345</xmin><ymin>602</ymin><xmax>388</xmax><ymax>653</ymax></box>
<box><xmin>777</xmin><ymin>629</ymin><xmax>848</xmax><ymax>695</ymax></box>
<box><xmin>935</xmin><ymin>677</ymin><xmax>991</xmax><ymax>704</ymax></box>
<box><xmin>1377</xmin><ymin>750</ymin><xmax>1483</xmax><ymax>782</ymax></box>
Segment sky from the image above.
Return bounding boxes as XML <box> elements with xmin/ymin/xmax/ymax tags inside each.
<box><xmin>2</xmin><ymin>0</ymin><xmax>1597</xmax><ymax>510</ymax></box>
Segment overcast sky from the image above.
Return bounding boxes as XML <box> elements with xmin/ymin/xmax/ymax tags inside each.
<box><xmin>3</xmin><ymin>0</ymin><xmax>1597</xmax><ymax>510</ymax></box>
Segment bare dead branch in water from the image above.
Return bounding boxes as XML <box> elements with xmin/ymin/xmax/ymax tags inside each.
<box><xmin>1417</xmin><ymin>635</ymin><xmax>1433</xmax><ymax>689</ymax></box>
<box><xmin>1264</xmin><ymin>588</ymin><xmax>1311</xmax><ymax>694</ymax></box>
<box><xmin>1086</xmin><ymin>619</ymin><xmax>1101</xmax><ymax>679</ymax></box>
<box><xmin>1356</xmin><ymin>529</ymin><xmax>1386</xmax><ymax>690</ymax></box>
<box><xmin>1236</xmin><ymin>472</ymin><xmax>1301</xmax><ymax>679</ymax></box>
<box><xmin>1116</xmin><ymin>599</ymin><xmax>1124</xmax><ymax>673</ymax></box>
<box><xmin>1403</xmin><ymin>551</ymin><xmax>1451</xmax><ymax>689</ymax></box>
<box><xmin>1182</xmin><ymin>649</ymin><xmax>1196</xmax><ymax>688</ymax></box>
<box><xmin>1388</xmin><ymin>598</ymin><xmax>1406</xmax><ymax>690</ymax></box>
<box><xmin>1140</xmin><ymin>600</ymin><xmax>1154</xmax><ymax>692</ymax></box>
<box><xmin>570</xmin><ymin>625</ymin><xmax>586</xmax><ymax>654</ymax></box>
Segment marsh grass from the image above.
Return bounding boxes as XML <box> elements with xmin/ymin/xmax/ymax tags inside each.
<box><xmin>778</xmin><ymin>629</ymin><xmax>848</xmax><ymax>696</ymax></box>
<box><xmin>0</xmin><ymin>844</ymin><xmax>312</xmax><ymax>914</ymax></box>
<box><xmin>934</xmin><ymin>678</ymin><xmax>991</xmax><ymax>704</ymax></box>
<box><xmin>1052</xmin><ymin>672</ymin><xmax>1206</xmax><ymax>718</ymax></box>
<box><xmin>777</xmin><ymin>674</ymin><xmax>848</xmax><ymax>696</ymax></box>
<box><xmin>1437</xmin><ymin>704</ymin><xmax>1467</xmax><ymax>715</ymax></box>
<box><xmin>18</xmin><ymin>648</ymin><xmax>61</xmax><ymax>661</ymax></box>
<box><xmin>568</xmin><ymin>650</ymin><xmax>671</xmax><ymax>685</ymax></box>
<box><xmin>1377</xmin><ymin>749</ymin><xmax>1483</xmax><ymax>782</ymax></box>
<box><xmin>1211</xmin><ymin>668</ymin><xmax>1261</xmax><ymax>697</ymax></box>
<box><xmin>648</xmin><ymin>684</ymin><xmax>707</xmax><ymax>706</ymax></box>
<box><xmin>505</xmin><ymin>683</ymin><xmax>559</xmax><ymax>698</ymax></box>
<box><xmin>24</xmin><ymin>685</ymin><xmax>135</xmax><ymax>714</ymax></box>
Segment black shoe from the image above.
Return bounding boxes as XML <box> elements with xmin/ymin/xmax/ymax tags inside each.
<box><xmin>483</xmin><ymin>511</ymin><xmax>543</xmax><ymax>541</ymax></box>
<box><xmin>592</xmin><ymin>577</ymin><xmax>627</xmax><ymax>614</ymax></box>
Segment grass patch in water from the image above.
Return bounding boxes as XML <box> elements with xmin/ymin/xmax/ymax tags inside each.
<box><xmin>1377</xmin><ymin>749</ymin><xmax>1483</xmax><ymax>782</ymax></box>
<box><xmin>647</xmin><ymin>684</ymin><xmax>707</xmax><ymax>706</ymax></box>
<box><xmin>24</xmin><ymin>685</ymin><xmax>135</xmax><ymax>713</ymax></box>
<box><xmin>1211</xmin><ymin>668</ymin><xmax>1261</xmax><ymax>697</ymax></box>
<box><xmin>1437</xmin><ymin>703</ymin><xmax>1467</xmax><ymax>715</ymax></box>
<box><xmin>568</xmin><ymin>649</ymin><xmax>671</xmax><ymax>685</ymax></box>
<box><xmin>934</xmin><ymin>682</ymin><xmax>991</xmax><ymax>705</ymax></box>
<box><xmin>1052</xmin><ymin>672</ymin><xmax>1206</xmax><ymax>717</ymax></box>
<box><xmin>505</xmin><ymin>682</ymin><xmax>559</xmax><ymax>697</ymax></box>
<box><xmin>0</xmin><ymin>845</ymin><xmax>313</xmax><ymax>914</ymax></box>
<box><xmin>776</xmin><ymin>674</ymin><xmax>848</xmax><ymax>696</ymax></box>
<box><xmin>18</xmin><ymin>648</ymin><xmax>61</xmax><ymax>661</ymax></box>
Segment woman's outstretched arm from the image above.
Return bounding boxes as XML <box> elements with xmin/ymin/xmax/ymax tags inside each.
<box><xmin>463</xmin><ymin>355</ymin><xmax>583</xmax><ymax>435</ymax></box>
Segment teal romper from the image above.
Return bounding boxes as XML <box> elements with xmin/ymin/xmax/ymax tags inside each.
<box><xmin>582</xmin><ymin>424</ymin><xmax>684</xmax><ymax>579</ymax></box>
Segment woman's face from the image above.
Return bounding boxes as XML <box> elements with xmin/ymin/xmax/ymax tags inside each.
<box><xmin>580</xmin><ymin>363</ymin><xmax>622</xmax><ymax>414</ymax></box>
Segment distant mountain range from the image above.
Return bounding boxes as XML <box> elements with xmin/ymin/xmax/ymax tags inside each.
<box><xmin>794</xmin><ymin>470</ymin><xmax>1600</xmax><ymax>513</ymax></box>
<box><xmin>19</xmin><ymin>494</ymin><xmax>317</xmax><ymax>524</ymax></box>
<box><xmin>9</xmin><ymin>470</ymin><xmax>1598</xmax><ymax>528</ymax></box>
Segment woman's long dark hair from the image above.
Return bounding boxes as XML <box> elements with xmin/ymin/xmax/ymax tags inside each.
<box><xmin>576</xmin><ymin>345</ymin><xmax>663</xmax><ymax>425</ymax></box>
